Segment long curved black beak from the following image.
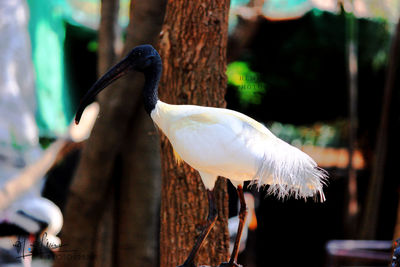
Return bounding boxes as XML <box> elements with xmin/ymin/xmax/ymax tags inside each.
<box><xmin>75</xmin><ymin>56</ymin><xmax>135</xmax><ymax>124</ymax></box>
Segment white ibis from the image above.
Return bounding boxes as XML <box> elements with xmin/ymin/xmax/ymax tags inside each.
<box><xmin>75</xmin><ymin>44</ymin><xmax>327</xmax><ymax>267</ymax></box>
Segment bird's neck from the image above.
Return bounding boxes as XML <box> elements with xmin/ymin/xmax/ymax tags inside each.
<box><xmin>143</xmin><ymin>60</ymin><xmax>162</xmax><ymax>115</ymax></box>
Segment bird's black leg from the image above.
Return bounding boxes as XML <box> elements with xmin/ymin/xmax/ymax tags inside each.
<box><xmin>178</xmin><ymin>189</ymin><xmax>218</xmax><ymax>267</ymax></box>
<box><xmin>220</xmin><ymin>185</ymin><xmax>247</xmax><ymax>267</ymax></box>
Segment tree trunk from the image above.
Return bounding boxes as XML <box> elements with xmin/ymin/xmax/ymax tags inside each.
<box><xmin>114</xmin><ymin>0</ymin><xmax>166</xmax><ymax>266</ymax></box>
<box><xmin>97</xmin><ymin>0</ymin><xmax>120</xmax><ymax>75</ymax></box>
<box><xmin>117</xmin><ymin>106</ymin><xmax>161</xmax><ymax>266</ymax></box>
<box><xmin>53</xmin><ymin>0</ymin><xmax>166</xmax><ymax>266</ymax></box>
<box><xmin>94</xmin><ymin>1</ymin><xmax>120</xmax><ymax>266</ymax></box>
<box><xmin>158</xmin><ymin>1</ymin><xmax>230</xmax><ymax>267</ymax></box>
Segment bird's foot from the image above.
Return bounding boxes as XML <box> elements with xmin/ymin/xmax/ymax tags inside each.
<box><xmin>218</xmin><ymin>262</ymin><xmax>242</xmax><ymax>267</ymax></box>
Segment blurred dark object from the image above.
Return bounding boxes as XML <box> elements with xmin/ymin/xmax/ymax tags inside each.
<box><xmin>42</xmin><ymin>141</ymin><xmax>82</xmax><ymax>212</ymax></box>
<box><xmin>392</xmin><ymin>238</ymin><xmax>400</xmax><ymax>267</ymax></box>
<box><xmin>0</xmin><ymin>247</ymin><xmax>20</xmax><ymax>264</ymax></box>
<box><xmin>325</xmin><ymin>240</ymin><xmax>391</xmax><ymax>267</ymax></box>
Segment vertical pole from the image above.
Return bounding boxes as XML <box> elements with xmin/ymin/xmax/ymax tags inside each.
<box><xmin>344</xmin><ymin>1</ymin><xmax>359</xmax><ymax>237</ymax></box>
<box><xmin>361</xmin><ymin>16</ymin><xmax>400</xmax><ymax>240</ymax></box>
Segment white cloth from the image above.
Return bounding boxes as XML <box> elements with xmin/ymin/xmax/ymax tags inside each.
<box><xmin>0</xmin><ymin>0</ymin><xmax>43</xmax><ymax>205</ymax></box>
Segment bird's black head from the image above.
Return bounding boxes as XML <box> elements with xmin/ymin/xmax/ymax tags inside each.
<box><xmin>75</xmin><ymin>44</ymin><xmax>161</xmax><ymax>124</ymax></box>
<box><xmin>125</xmin><ymin>44</ymin><xmax>161</xmax><ymax>72</ymax></box>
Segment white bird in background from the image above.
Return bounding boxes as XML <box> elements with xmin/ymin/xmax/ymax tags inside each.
<box><xmin>0</xmin><ymin>197</ymin><xmax>63</xmax><ymax>267</ymax></box>
<box><xmin>75</xmin><ymin>44</ymin><xmax>327</xmax><ymax>267</ymax></box>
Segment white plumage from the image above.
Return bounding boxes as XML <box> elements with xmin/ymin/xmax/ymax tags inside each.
<box><xmin>151</xmin><ymin>100</ymin><xmax>326</xmax><ymax>200</ymax></box>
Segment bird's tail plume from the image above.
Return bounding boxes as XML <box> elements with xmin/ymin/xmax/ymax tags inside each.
<box><xmin>253</xmin><ymin>138</ymin><xmax>328</xmax><ymax>202</ymax></box>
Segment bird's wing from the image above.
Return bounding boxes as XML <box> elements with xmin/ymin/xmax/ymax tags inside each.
<box><xmin>162</xmin><ymin>106</ymin><xmax>274</xmax><ymax>180</ymax></box>
<box><xmin>153</xmin><ymin>102</ymin><xmax>327</xmax><ymax>201</ymax></box>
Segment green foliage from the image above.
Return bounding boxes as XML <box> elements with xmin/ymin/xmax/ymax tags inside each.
<box><xmin>226</xmin><ymin>61</ymin><xmax>266</xmax><ymax>106</ymax></box>
<box><xmin>39</xmin><ymin>137</ymin><xmax>56</xmax><ymax>149</ymax></box>
<box><xmin>358</xmin><ymin>17</ymin><xmax>390</xmax><ymax>72</ymax></box>
<box><xmin>226</xmin><ymin>10</ymin><xmax>391</xmax><ymax>125</ymax></box>
<box><xmin>87</xmin><ymin>40</ymin><xmax>98</xmax><ymax>52</ymax></box>
<box><xmin>268</xmin><ymin>120</ymin><xmax>345</xmax><ymax>147</ymax></box>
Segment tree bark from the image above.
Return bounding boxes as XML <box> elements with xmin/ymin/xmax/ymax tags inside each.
<box><xmin>158</xmin><ymin>1</ymin><xmax>230</xmax><ymax>267</ymax></box>
<box><xmin>53</xmin><ymin>0</ymin><xmax>166</xmax><ymax>266</ymax></box>
<box><xmin>117</xmin><ymin>106</ymin><xmax>161</xmax><ymax>266</ymax></box>
<box><xmin>114</xmin><ymin>0</ymin><xmax>166</xmax><ymax>266</ymax></box>
<box><xmin>94</xmin><ymin>1</ymin><xmax>120</xmax><ymax>266</ymax></box>
<box><xmin>97</xmin><ymin>0</ymin><xmax>120</xmax><ymax>75</ymax></box>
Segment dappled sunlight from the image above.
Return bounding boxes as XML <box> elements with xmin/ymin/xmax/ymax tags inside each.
<box><xmin>68</xmin><ymin>102</ymin><xmax>99</xmax><ymax>142</ymax></box>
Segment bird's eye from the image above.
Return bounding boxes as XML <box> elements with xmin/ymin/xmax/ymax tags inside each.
<box><xmin>143</xmin><ymin>57</ymin><xmax>152</xmax><ymax>67</ymax></box>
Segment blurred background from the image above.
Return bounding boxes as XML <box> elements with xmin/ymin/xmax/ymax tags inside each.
<box><xmin>0</xmin><ymin>0</ymin><xmax>399</xmax><ymax>266</ymax></box>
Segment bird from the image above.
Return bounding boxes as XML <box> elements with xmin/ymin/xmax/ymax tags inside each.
<box><xmin>75</xmin><ymin>44</ymin><xmax>327</xmax><ymax>267</ymax></box>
